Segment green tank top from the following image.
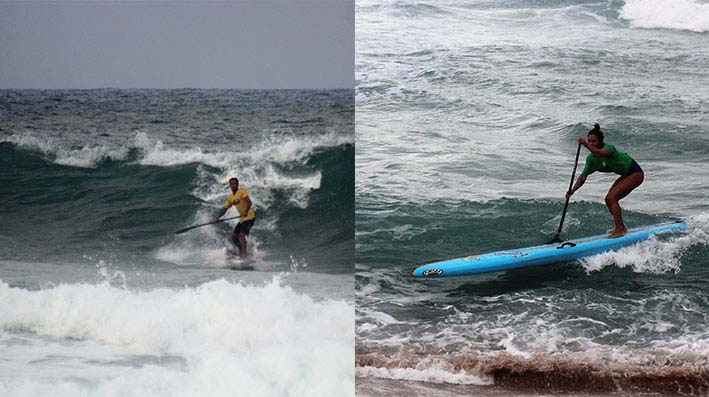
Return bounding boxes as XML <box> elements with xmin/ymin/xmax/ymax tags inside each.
<box><xmin>581</xmin><ymin>143</ymin><xmax>633</xmax><ymax>176</ymax></box>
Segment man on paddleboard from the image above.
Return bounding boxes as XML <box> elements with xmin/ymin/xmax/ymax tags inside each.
<box><xmin>566</xmin><ymin>124</ymin><xmax>644</xmax><ymax>238</ymax></box>
<box><xmin>213</xmin><ymin>177</ymin><xmax>255</xmax><ymax>258</ymax></box>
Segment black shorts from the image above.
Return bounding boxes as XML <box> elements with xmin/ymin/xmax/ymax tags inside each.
<box><xmin>626</xmin><ymin>160</ymin><xmax>643</xmax><ymax>176</ymax></box>
<box><xmin>234</xmin><ymin>219</ymin><xmax>255</xmax><ymax>236</ymax></box>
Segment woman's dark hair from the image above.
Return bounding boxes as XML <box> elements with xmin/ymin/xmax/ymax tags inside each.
<box><xmin>588</xmin><ymin>123</ymin><xmax>604</xmax><ymax>144</ymax></box>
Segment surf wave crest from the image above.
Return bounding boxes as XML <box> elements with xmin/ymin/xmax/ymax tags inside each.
<box><xmin>620</xmin><ymin>0</ymin><xmax>709</xmax><ymax>32</ymax></box>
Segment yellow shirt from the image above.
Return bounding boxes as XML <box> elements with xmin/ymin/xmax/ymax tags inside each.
<box><xmin>224</xmin><ymin>189</ymin><xmax>255</xmax><ymax>221</ymax></box>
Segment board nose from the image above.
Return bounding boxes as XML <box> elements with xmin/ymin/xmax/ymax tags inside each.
<box><xmin>411</xmin><ymin>265</ymin><xmax>444</xmax><ymax>278</ymax></box>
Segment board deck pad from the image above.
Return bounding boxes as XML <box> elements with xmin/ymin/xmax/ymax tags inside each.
<box><xmin>411</xmin><ymin>221</ymin><xmax>687</xmax><ymax>279</ymax></box>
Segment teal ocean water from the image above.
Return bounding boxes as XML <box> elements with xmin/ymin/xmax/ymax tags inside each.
<box><xmin>0</xmin><ymin>89</ymin><xmax>354</xmax><ymax>395</ymax></box>
<box><xmin>356</xmin><ymin>0</ymin><xmax>709</xmax><ymax>394</ymax></box>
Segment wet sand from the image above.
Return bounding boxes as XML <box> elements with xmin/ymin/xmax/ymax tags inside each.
<box><xmin>356</xmin><ymin>353</ymin><xmax>709</xmax><ymax>396</ymax></box>
<box><xmin>356</xmin><ymin>376</ymin><xmax>679</xmax><ymax>397</ymax></box>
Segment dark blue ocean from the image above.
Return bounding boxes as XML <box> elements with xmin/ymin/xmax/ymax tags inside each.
<box><xmin>355</xmin><ymin>0</ymin><xmax>709</xmax><ymax>395</ymax></box>
<box><xmin>0</xmin><ymin>89</ymin><xmax>354</xmax><ymax>395</ymax></box>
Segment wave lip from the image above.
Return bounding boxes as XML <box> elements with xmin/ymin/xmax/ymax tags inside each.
<box><xmin>2</xmin><ymin>133</ymin><xmax>129</xmax><ymax>168</ymax></box>
<box><xmin>620</xmin><ymin>0</ymin><xmax>709</xmax><ymax>32</ymax></box>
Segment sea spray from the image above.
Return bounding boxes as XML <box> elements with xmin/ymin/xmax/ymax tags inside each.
<box><xmin>620</xmin><ymin>0</ymin><xmax>709</xmax><ymax>32</ymax></box>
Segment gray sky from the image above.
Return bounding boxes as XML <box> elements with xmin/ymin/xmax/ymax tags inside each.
<box><xmin>0</xmin><ymin>1</ymin><xmax>353</xmax><ymax>89</ymax></box>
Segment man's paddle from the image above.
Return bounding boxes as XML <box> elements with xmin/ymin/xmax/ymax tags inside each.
<box><xmin>174</xmin><ymin>216</ymin><xmax>240</xmax><ymax>234</ymax></box>
<box><xmin>549</xmin><ymin>143</ymin><xmax>582</xmax><ymax>244</ymax></box>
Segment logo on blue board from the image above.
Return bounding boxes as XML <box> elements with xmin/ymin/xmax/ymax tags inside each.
<box><xmin>422</xmin><ymin>269</ymin><xmax>443</xmax><ymax>277</ymax></box>
<box><xmin>462</xmin><ymin>256</ymin><xmax>481</xmax><ymax>261</ymax></box>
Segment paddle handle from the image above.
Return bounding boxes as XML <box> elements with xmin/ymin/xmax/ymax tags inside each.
<box><xmin>551</xmin><ymin>143</ymin><xmax>582</xmax><ymax>242</ymax></box>
<box><xmin>174</xmin><ymin>215</ymin><xmax>240</xmax><ymax>234</ymax></box>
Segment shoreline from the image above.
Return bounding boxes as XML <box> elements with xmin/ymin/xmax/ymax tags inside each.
<box><xmin>356</xmin><ymin>353</ymin><xmax>709</xmax><ymax>396</ymax></box>
<box><xmin>356</xmin><ymin>376</ymin><xmax>680</xmax><ymax>397</ymax></box>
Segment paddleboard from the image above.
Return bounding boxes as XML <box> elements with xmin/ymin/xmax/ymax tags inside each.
<box><xmin>227</xmin><ymin>257</ymin><xmax>255</xmax><ymax>271</ymax></box>
<box><xmin>410</xmin><ymin>221</ymin><xmax>687</xmax><ymax>279</ymax></box>
<box><xmin>226</xmin><ymin>247</ymin><xmax>260</xmax><ymax>270</ymax></box>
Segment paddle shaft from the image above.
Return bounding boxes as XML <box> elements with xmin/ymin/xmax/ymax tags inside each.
<box><xmin>550</xmin><ymin>143</ymin><xmax>582</xmax><ymax>243</ymax></box>
<box><xmin>174</xmin><ymin>215</ymin><xmax>240</xmax><ymax>234</ymax></box>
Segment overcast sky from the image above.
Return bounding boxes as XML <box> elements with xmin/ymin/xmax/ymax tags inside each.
<box><xmin>0</xmin><ymin>1</ymin><xmax>353</xmax><ymax>89</ymax></box>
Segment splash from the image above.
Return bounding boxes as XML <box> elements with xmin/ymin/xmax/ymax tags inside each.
<box><xmin>2</xmin><ymin>133</ymin><xmax>129</xmax><ymax>168</ymax></box>
<box><xmin>581</xmin><ymin>215</ymin><xmax>709</xmax><ymax>274</ymax></box>
<box><xmin>132</xmin><ymin>131</ymin><xmax>325</xmax><ymax>210</ymax></box>
<box><xmin>620</xmin><ymin>0</ymin><xmax>709</xmax><ymax>32</ymax></box>
<box><xmin>248</xmin><ymin>131</ymin><xmax>353</xmax><ymax>165</ymax></box>
<box><xmin>3</xmin><ymin>130</ymin><xmax>349</xmax><ymax>172</ymax></box>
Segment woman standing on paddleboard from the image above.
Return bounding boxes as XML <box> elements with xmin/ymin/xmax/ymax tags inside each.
<box><xmin>566</xmin><ymin>123</ymin><xmax>644</xmax><ymax>238</ymax></box>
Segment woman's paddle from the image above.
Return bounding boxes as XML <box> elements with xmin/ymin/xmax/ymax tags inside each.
<box><xmin>549</xmin><ymin>143</ymin><xmax>582</xmax><ymax>244</ymax></box>
<box><xmin>174</xmin><ymin>216</ymin><xmax>240</xmax><ymax>234</ymax></box>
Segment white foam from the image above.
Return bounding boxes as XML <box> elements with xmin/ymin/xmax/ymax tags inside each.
<box><xmin>2</xmin><ymin>133</ymin><xmax>129</xmax><ymax>168</ymax></box>
<box><xmin>581</xmin><ymin>235</ymin><xmax>685</xmax><ymax>273</ymax></box>
<box><xmin>0</xmin><ymin>278</ymin><xmax>354</xmax><ymax>396</ymax></box>
<box><xmin>4</xmin><ymin>130</ymin><xmax>347</xmax><ymax>178</ymax></box>
<box><xmin>687</xmin><ymin>212</ymin><xmax>709</xmax><ymax>231</ymax></box>
<box><xmin>359</xmin><ymin>309</ymin><xmax>401</xmax><ymax>327</ymax></box>
<box><xmin>620</xmin><ymin>0</ymin><xmax>709</xmax><ymax>32</ymax></box>
<box><xmin>132</xmin><ymin>130</ymin><xmax>351</xmax><ymax>168</ymax></box>
<box><xmin>131</xmin><ymin>131</ymin><xmax>325</xmax><ymax>211</ymax></box>
<box><xmin>499</xmin><ymin>332</ymin><xmax>534</xmax><ymax>359</ymax></box>
<box><xmin>54</xmin><ymin>145</ymin><xmax>129</xmax><ymax>168</ymax></box>
<box><xmin>248</xmin><ymin>169</ymin><xmax>322</xmax><ymax>209</ymax></box>
<box><xmin>581</xmin><ymin>215</ymin><xmax>709</xmax><ymax>274</ymax></box>
<box><xmin>131</xmin><ymin>131</ymin><xmax>231</xmax><ymax>169</ymax></box>
<box><xmin>249</xmin><ymin>131</ymin><xmax>352</xmax><ymax>165</ymax></box>
<box><xmin>157</xmin><ymin>234</ymin><xmax>264</xmax><ymax>268</ymax></box>
<box><xmin>3</xmin><ymin>133</ymin><xmax>57</xmax><ymax>154</ymax></box>
<box><xmin>356</xmin><ymin>366</ymin><xmax>492</xmax><ymax>386</ymax></box>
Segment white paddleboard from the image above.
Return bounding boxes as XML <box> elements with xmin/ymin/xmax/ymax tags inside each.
<box><xmin>227</xmin><ymin>257</ymin><xmax>255</xmax><ymax>271</ymax></box>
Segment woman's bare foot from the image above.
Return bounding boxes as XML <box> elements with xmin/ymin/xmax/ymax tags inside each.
<box><xmin>608</xmin><ymin>226</ymin><xmax>628</xmax><ymax>238</ymax></box>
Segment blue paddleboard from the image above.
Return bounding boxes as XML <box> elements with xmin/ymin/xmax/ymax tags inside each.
<box><xmin>410</xmin><ymin>221</ymin><xmax>687</xmax><ymax>279</ymax></box>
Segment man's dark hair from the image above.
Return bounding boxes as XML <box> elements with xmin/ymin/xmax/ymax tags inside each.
<box><xmin>229</xmin><ymin>177</ymin><xmax>239</xmax><ymax>184</ymax></box>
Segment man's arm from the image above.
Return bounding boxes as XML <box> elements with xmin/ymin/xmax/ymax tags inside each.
<box><xmin>242</xmin><ymin>196</ymin><xmax>252</xmax><ymax>218</ymax></box>
<box><xmin>214</xmin><ymin>206</ymin><xmax>228</xmax><ymax>223</ymax></box>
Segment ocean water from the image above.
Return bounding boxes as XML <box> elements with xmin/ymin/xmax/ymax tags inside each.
<box><xmin>0</xmin><ymin>89</ymin><xmax>354</xmax><ymax>396</ymax></box>
<box><xmin>356</xmin><ymin>0</ymin><xmax>709</xmax><ymax>395</ymax></box>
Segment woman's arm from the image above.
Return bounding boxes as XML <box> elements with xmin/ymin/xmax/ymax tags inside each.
<box><xmin>566</xmin><ymin>174</ymin><xmax>587</xmax><ymax>199</ymax></box>
<box><xmin>577</xmin><ymin>137</ymin><xmax>612</xmax><ymax>157</ymax></box>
